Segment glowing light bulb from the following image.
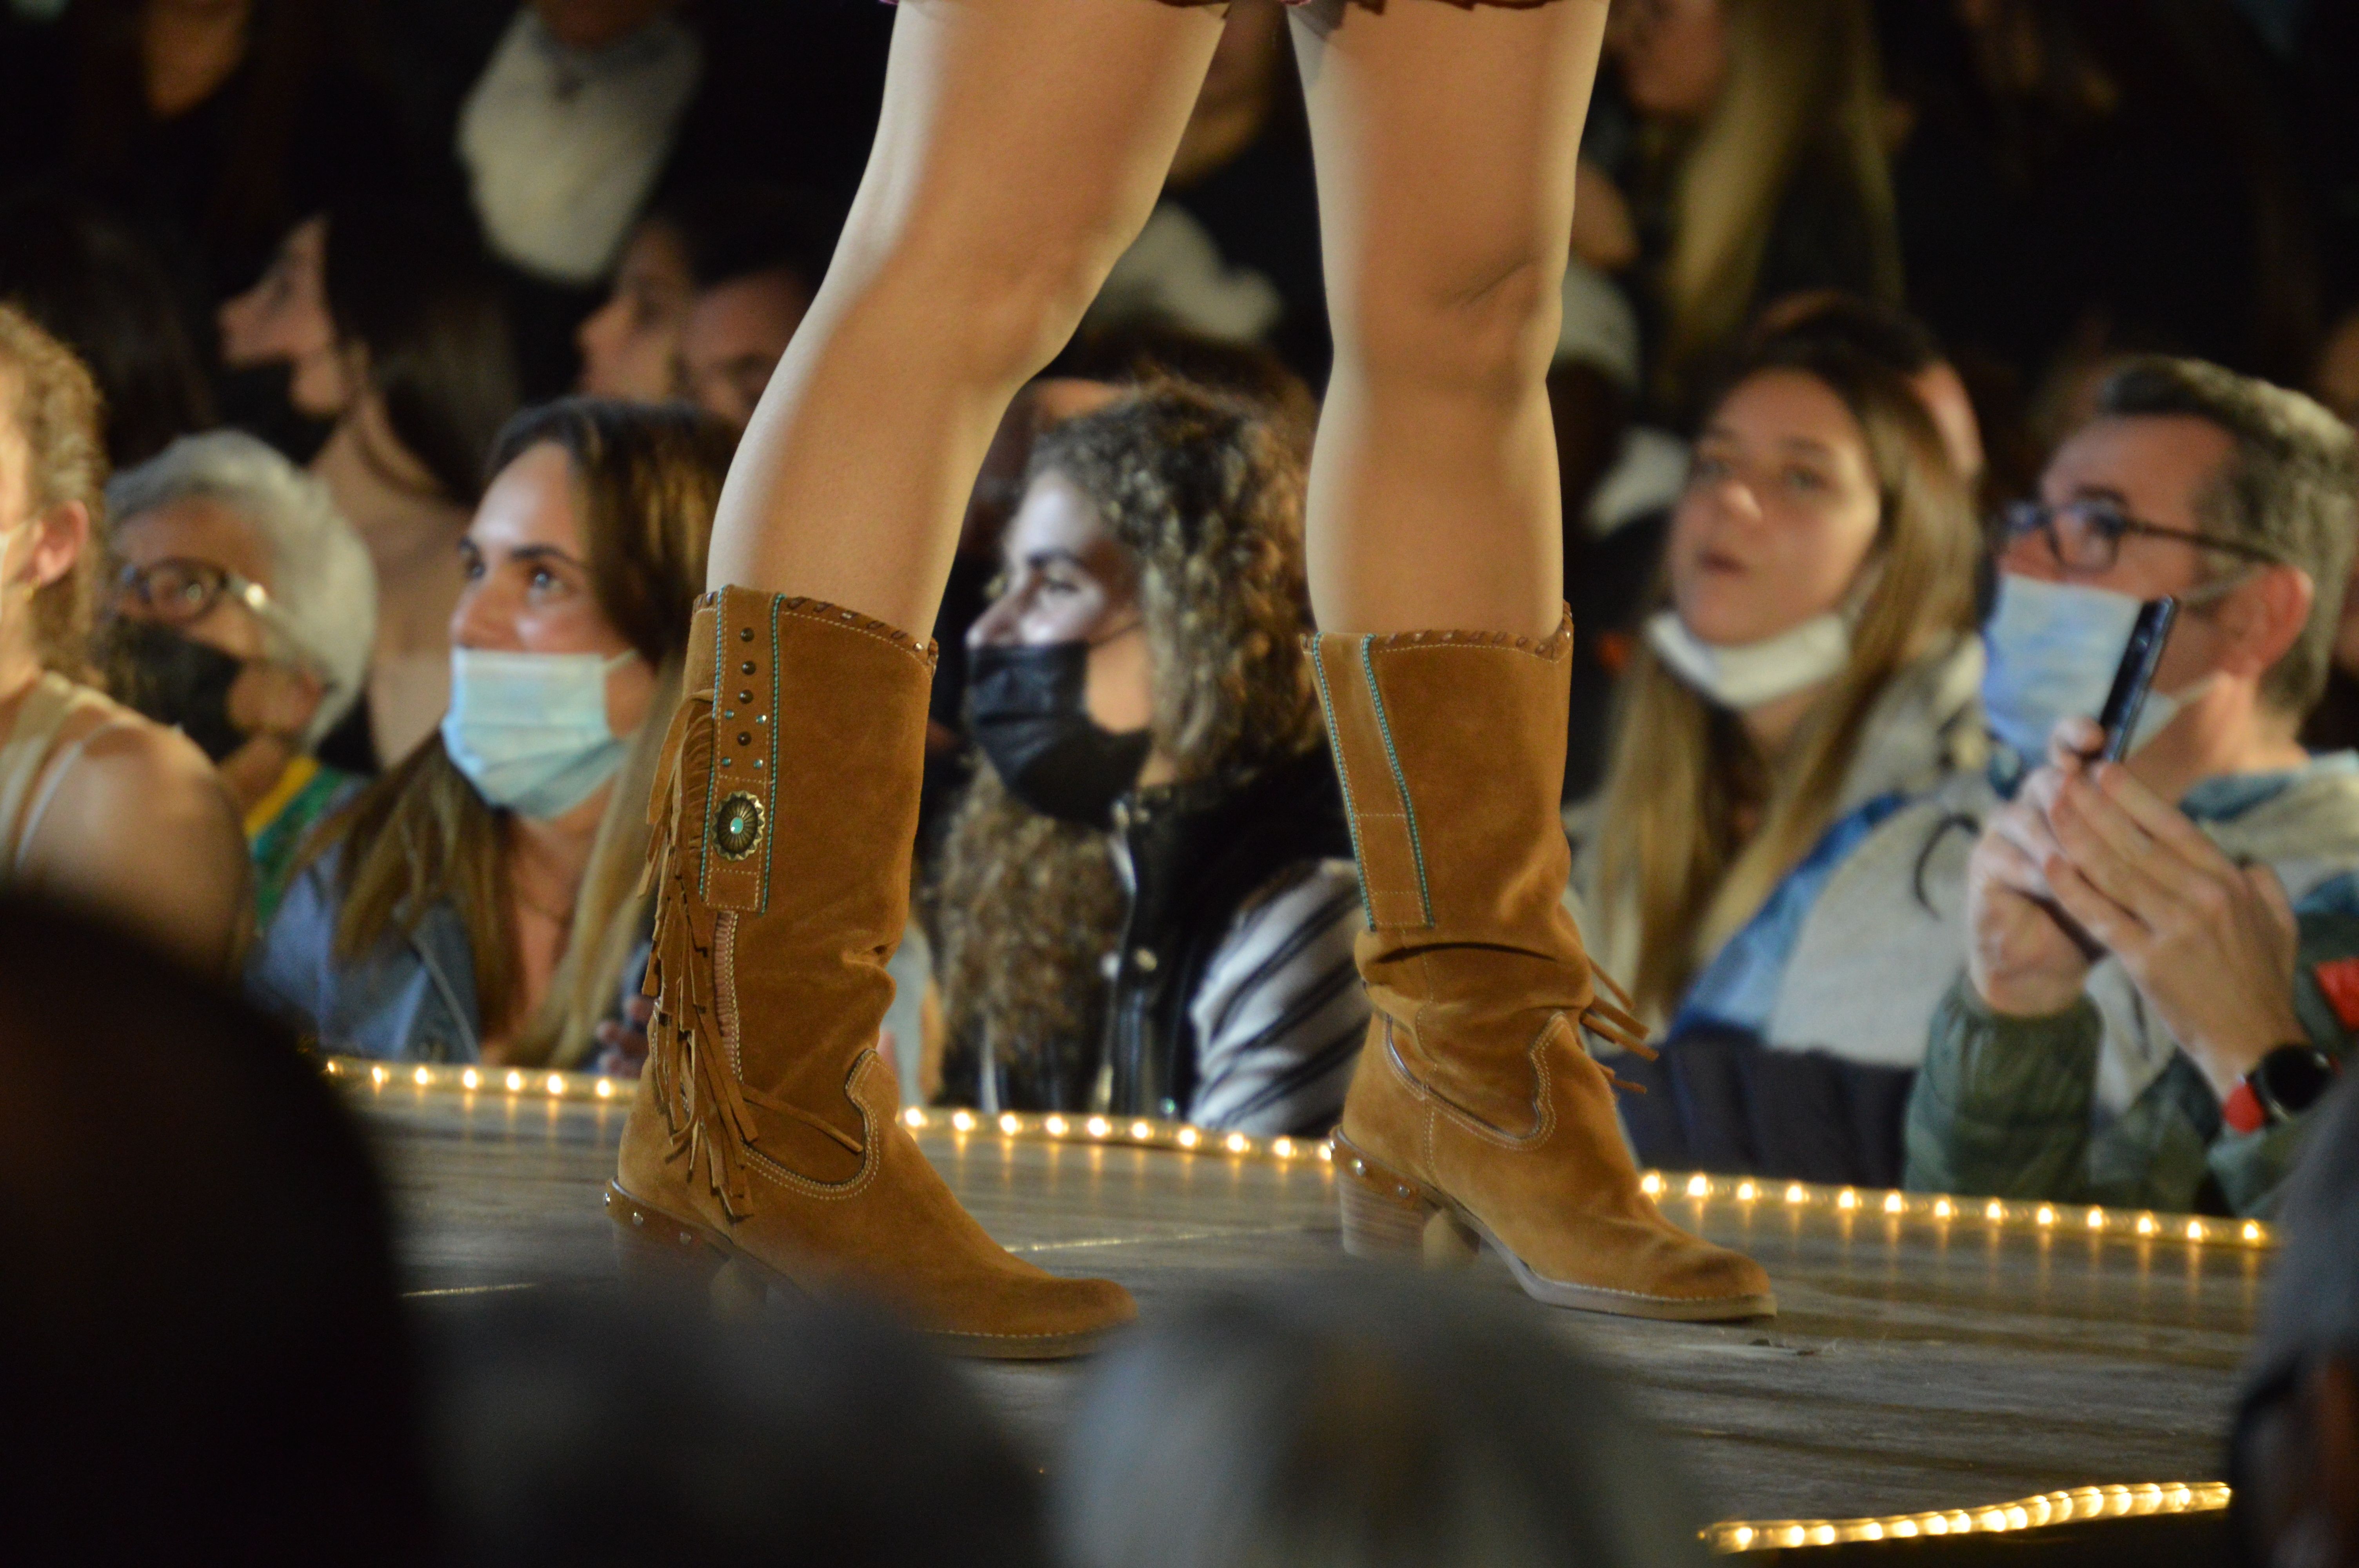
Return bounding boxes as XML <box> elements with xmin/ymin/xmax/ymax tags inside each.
<box><xmin>2241</xmin><ymin>1221</ymin><xmax>2262</xmax><ymax>1243</ymax></box>
<box><xmin>1785</xmin><ymin>1183</ymin><xmax>1807</xmax><ymax>1204</ymax></box>
<box><xmin>595</xmin><ymin>1078</ymin><xmax>614</xmax><ymax>1099</ymax></box>
<box><xmin>1981</xmin><ymin>1512</ymin><xmax>2006</xmax><ymax>1531</ymax></box>
<box><xmin>2137</xmin><ymin>1214</ymin><xmax>2158</xmax><ymax>1236</ymax></box>
<box><xmin>999</xmin><ymin>1114</ymin><xmax>1021</xmax><ymax>1135</ymax></box>
<box><xmin>1130</xmin><ymin>1120</ymin><xmax>1152</xmax><ymax>1140</ymax></box>
<box><xmin>1731</xmin><ymin>1529</ymin><xmax>1753</xmax><ymax>1550</ymax></box>
<box><xmin>1985</xmin><ymin>1200</ymin><xmax>2005</xmax><ymax>1221</ymax></box>
<box><xmin>2036</xmin><ymin>1205</ymin><xmax>2056</xmax><ymax>1226</ymax></box>
<box><xmin>1736</xmin><ymin>1181</ymin><xmax>1758</xmax><ymax>1201</ymax></box>
<box><xmin>1812</xmin><ymin>1526</ymin><xmax>1836</xmax><ymax>1546</ymax></box>
<box><xmin>462</xmin><ymin>1069</ymin><xmax>480</xmax><ymax>1090</ymax></box>
<box><xmin>1316</xmin><ymin>1143</ymin><xmax>1333</xmax><ymax>1162</ymax></box>
<box><xmin>1640</xmin><ymin>1172</ymin><xmax>1664</xmax><ymax>1196</ymax></box>
<box><xmin>1883</xmin><ymin>1191</ymin><xmax>1904</xmax><ymax>1215</ymax></box>
<box><xmin>2185</xmin><ymin>1220</ymin><xmax>2205</xmax><ymax>1242</ymax></box>
<box><xmin>1087</xmin><ymin>1117</ymin><xmax>1110</xmax><ymax>1138</ymax></box>
<box><xmin>1861</xmin><ymin>1524</ymin><xmax>1884</xmax><ymax>1542</ymax></box>
<box><xmin>1892</xmin><ymin>1520</ymin><xmax>1918</xmax><ymax>1539</ymax></box>
<box><xmin>371</xmin><ymin>1065</ymin><xmax>388</xmax><ymax>1086</ymax></box>
<box><xmin>505</xmin><ymin>1071</ymin><xmax>524</xmax><ymax>1093</ymax></box>
<box><xmin>1837</xmin><ymin>1188</ymin><xmax>1858</xmax><ymax>1210</ymax></box>
<box><xmin>1177</xmin><ymin>1128</ymin><xmax>1199</xmax><ymax>1149</ymax></box>
<box><xmin>903</xmin><ymin>1108</ymin><xmax>926</xmax><ymax>1129</ymax></box>
<box><xmin>1272</xmin><ymin>1138</ymin><xmax>1295</xmax><ymax>1159</ymax></box>
<box><xmin>545</xmin><ymin>1074</ymin><xmax>564</xmax><ymax>1096</ymax></box>
<box><xmin>1685</xmin><ymin>1173</ymin><xmax>1710</xmax><ymax>1198</ymax></box>
<box><xmin>1227</xmin><ymin>1133</ymin><xmax>1250</xmax><ymax>1154</ymax></box>
<box><xmin>413</xmin><ymin>1066</ymin><xmax>432</xmax><ymax>1086</ymax></box>
<box><xmin>2086</xmin><ymin>1207</ymin><xmax>2105</xmax><ymax>1229</ymax></box>
<box><xmin>1934</xmin><ymin>1199</ymin><xmax>1954</xmax><ymax>1220</ymax></box>
<box><xmin>1783</xmin><ymin>1528</ymin><xmax>1807</xmax><ymax>1548</ymax></box>
<box><xmin>951</xmin><ymin>1110</ymin><xmax>976</xmax><ymax>1132</ymax></box>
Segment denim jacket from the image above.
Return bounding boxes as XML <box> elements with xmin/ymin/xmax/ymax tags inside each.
<box><xmin>247</xmin><ymin>848</ymin><xmax>483</xmax><ymax>1063</ymax></box>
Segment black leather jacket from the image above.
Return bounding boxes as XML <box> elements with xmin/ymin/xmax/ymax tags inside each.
<box><xmin>1101</xmin><ymin>747</ymin><xmax>1354</xmax><ymax>1120</ymax></box>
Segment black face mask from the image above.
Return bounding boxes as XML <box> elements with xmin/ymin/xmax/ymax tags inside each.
<box><xmin>966</xmin><ymin>641</ymin><xmax>1151</xmax><ymax>829</ymax></box>
<box><xmin>100</xmin><ymin>619</ymin><xmax>248</xmax><ymax>762</ymax></box>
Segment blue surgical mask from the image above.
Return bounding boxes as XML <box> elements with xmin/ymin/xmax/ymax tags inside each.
<box><xmin>1981</xmin><ymin>575</ymin><xmax>2197</xmax><ymax>770</ymax></box>
<box><xmin>1645</xmin><ymin>609</ymin><xmax>1851</xmax><ymax>710</ymax></box>
<box><xmin>442</xmin><ymin>647</ymin><xmax>640</xmax><ymax>819</ymax></box>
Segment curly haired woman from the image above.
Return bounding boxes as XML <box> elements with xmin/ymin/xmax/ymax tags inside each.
<box><xmin>609</xmin><ymin>0</ymin><xmax>1773</xmax><ymax>1359</ymax></box>
<box><xmin>934</xmin><ymin>389</ymin><xmax>1363</xmax><ymax>1134</ymax></box>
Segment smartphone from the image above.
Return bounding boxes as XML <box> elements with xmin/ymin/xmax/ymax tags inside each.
<box><xmin>2095</xmin><ymin>597</ymin><xmax>2178</xmax><ymax>763</ymax></box>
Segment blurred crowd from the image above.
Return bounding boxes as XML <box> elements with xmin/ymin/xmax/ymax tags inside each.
<box><xmin>0</xmin><ymin>0</ymin><xmax>2355</xmax><ymax>1214</ymax></box>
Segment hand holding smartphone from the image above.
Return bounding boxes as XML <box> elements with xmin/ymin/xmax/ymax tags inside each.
<box><xmin>2093</xmin><ymin>597</ymin><xmax>2178</xmax><ymax>764</ymax></box>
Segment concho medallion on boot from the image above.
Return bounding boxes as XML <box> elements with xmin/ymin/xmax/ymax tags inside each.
<box><xmin>1311</xmin><ymin>612</ymin><xmax>1774</xmax><ymax>1322</ymax></box>
<box><xmin>607</xmin><ymin>587</ymin><xmax>1135</xmax><ymax>1357</ymax></box>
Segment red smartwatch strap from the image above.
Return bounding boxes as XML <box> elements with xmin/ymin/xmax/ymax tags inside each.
<box><xmin>2223</xmin><ymin>1077</ymin><xmax>2268</xmax><ymax>1136</ymax></box>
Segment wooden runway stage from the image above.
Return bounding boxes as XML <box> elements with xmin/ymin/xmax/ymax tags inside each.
<box><xmin>353</xmin><ymin>1069</ymin><xmax>2258</xmax><ymax>1548</ymax></box>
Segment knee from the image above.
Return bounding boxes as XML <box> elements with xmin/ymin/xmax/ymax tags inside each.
<box><xmin>834</xmin><ymin>212</ymin><xmax>1118</xmax><ymax>390</ymax></box>
<box><xmin>1335</xmin><ymin>249</ymin><xmax>1564</xmax><ymax>407</ymax></box>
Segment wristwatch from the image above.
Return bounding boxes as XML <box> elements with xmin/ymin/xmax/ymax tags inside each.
<box><xmin>2222</xmin><ymin>1044</ymin><xmax>2342</xmax><ymax>1135</ymax></box>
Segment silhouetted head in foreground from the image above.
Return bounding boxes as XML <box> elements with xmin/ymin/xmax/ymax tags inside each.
<box><xmin>0</xmin><ymin>893</ymin><xmax>423</xmax><ymax>1563</ymax></box>
<box><xmin>1055</xmin><ymin>1270</ymin><xmax>1710</xmax><ymax>1568</ymax></box>
<box><xmin>426</xmin><ymin>1290</ymin><xmax>1050</xmax><ymax>1568</ymax></box>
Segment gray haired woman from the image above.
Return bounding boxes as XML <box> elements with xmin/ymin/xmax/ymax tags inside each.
<box><xmin>105</xmin><ymin>430</ymin><xmax>377</xmax><ymax>925</ymax></box>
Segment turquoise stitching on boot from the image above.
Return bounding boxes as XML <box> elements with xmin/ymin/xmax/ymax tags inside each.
<box><xmin>758</xmin><ymin>593</ymin><xmax>783</xmax><ymax>915</ymax></box>
<box><xmin>697</xmin><ymin>600</ymin><xmax>725</xmax><ymax>902</ymax></box>
<box><xmin>1360</xmin><ymin>636</ymin><xmax>1434</xmax><ymax>926</ymax></box>
<box><xmin>1311</xmin><ymin>642</ymin><xmax>1376</xmax><ymax>929</ymax></box>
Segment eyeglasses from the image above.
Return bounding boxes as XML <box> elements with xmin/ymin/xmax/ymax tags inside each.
<box><xmin>113</xmin><ymin>558</ymin><xmax>280</xmax><ymax>628</ymax></box>
<box><xmin>1998</xmin><ymin>498</ymin><xmax>2284</xmax><ymax>577</ymax></box>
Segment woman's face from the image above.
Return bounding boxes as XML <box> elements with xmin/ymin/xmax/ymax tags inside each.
<box><xmin>217</xmin><ymin>216</ymin><xmax>352</xmax><ymax>419</ymax></box>
<box><xmin>109</xmin><ymin>497</ymin><xmax>276</xmax><ymax>664</ymax></box>
<box><xmin>1608</xmin><ymin>0</ymin><xmax>1730</xmax><ymax>121</ymax></box>
<box><xmin>967</xmin><ymin>471</ymin><xmax>1153</xmax><ymax>734</ymax></box>
<box><xmin>1668</xmin><ymin>368</ymin><xmax>1884</xmax><ymax>647</ymax></box>
<box><xmin>453</xmin><ymin>443</ymin><xmax>655</xmax><ymax>739</ymax></box>
<box><xmin>576</xmin><ymin>221</ymin><xmax>695</xmax><ymax>402</ymax></box>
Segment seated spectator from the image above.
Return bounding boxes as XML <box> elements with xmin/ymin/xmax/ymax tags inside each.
<box><xmin>2230</xmin><ymin>1077</ymin><xmax>2359</xmax><ymax>1568</ymax></box>
<box><xmin>0</xmin><ymin>893</ymin><xmax>424</xmax><ymax>1564</ymax></box>
<box><xmin>1578</xmin><ymin>332</ymin><xmax>1982</xmax><ymax>1042</ymax></box>
<box><xmin>218</xmin><ymin>199</ymin><xmax>522</xmax><ymax>767</ymax></box>
<box><xmin>251</xmin><ymin>398</ymin><xmax>732</xmax><ymax>1066</ymax></box>
<box><xmin>931</xmin><ymin>387</ymin><xmax>1361</xmax><ymax>1131</ymax></box>
<box><xmin>1054</xmin><ymin>1271</ymin><xmax>1707</xmax><ymax>1568</ymax></box>
<box><xmin>0</xmin><ymin>191</ymin><xmax>215</xmax><ymax>468</ymax></box>
<box><xmin>678</xmin><ymin>233</ymin><xmax>820</xmax><ymax>432</ymax></box>
<box><xmin>427</xmin><ymin>1294</ymin><xmax>1047</xmax><ymax>1568</ymax></box>
<box><xmin>1603</xmin><ymin>0</ymin><xmax>1903</xmax><ymax>414</ymax></box>
<box><xmin>574</xmin><ymin>210</ymin><xmax>697</xmax><ymax>403</ymax></box>
<box><xmin>1737</xmin><ymin>359</ymin><xmax>2357</xmax><ymax>1207</ymax></box>
<box><xmin>102</xmin><ymin>432</ymin><xmax>376</xmax><ymax>928</ymax></box>
<box><xmin>0</xmin><ymin>305</ymin><xmax>246</xmax><ymax>973</ymax></box>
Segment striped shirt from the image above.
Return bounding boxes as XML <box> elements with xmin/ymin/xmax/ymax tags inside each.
<box><xmin>1184</xmin><ymin>857</ymin><xmax>1368</xmax><ymax>1135</ymax></box>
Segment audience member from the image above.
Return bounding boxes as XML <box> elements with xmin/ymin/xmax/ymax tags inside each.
<box><xmin>674</xmin><ymin>191</ymin><xmax>829</xmax><ymax>431</ymax></box>
<box><xmin>251</xmin><ymin>398</ymin><xmax>731</xmax><ymax>1066</ymax></box>
<box><xmin>1722</xmin><ymin>359</ymin><xmax>2357</xmax><ymax>1206</ymax></box>
<box><xmin>1055</xmin><ymin>1272</ymin><xmax>1709</xmax><ymax>1568</ymax></box>
<box><xmin>0</xmin><ymin>305</ymin><xmax>247</xmax><ymax>974</ymax></box>
<box><xmin>1578</xmin><ymin>332</ymin><xmax>1982</xmax><ymax>1039</ymax></box>
<box><xmin>0</xmin><ymin>0</ymin><xmax>416</xmax><ymax>307</ymax></box>
<box><xmin>0</xmin><ymin>191</ymin><xmax>215</xmax><ymax>468</ymax></box>
<box><xmin>1750</xmin><ymin>293</ymin><xmax>1987</xmax><ymax>497</ymax></box>
<box><xmin>0</xmin><ymin>893</ymin><xmax>425</xmax><ymax>1564</ymax></box>
<box><xmin>102</xmin><ymin>431</ymin><xmax>376</xmax><ymax>927</ymax></box>
<box><xmin>2230</xmin><ymin>1076</ymin><xmax>2359</xmax><ymax>1568</ymax></box>
<box><xmin>426</xmin><ymin>1294</ymin><xmax>1048</xmax><ymax>1568</ymax></box>
<box><xmin>574</xmin><ymin>209</ymin><xmax>697</xmax><ymax>403</ymax></box>
<box><xmin>219</xmin><ymin>199</ymin><xmax>522</xmax><ymax>766</ymax></box>
<box><xmin>932</xmin><ymin>388</ymin><xmax>1361</xmax><ymax>1131</ymax></box>
<box><xmin>1603</xmin><ymin>0</ymin><xmax>1903</xmax><ymax>413</ymax></box>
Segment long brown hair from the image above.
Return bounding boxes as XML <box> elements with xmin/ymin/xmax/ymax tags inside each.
<box><xmin>1652</xmin><ymin>0</ymin><xmax>1903</xmax><ymax>405</ymax></box>
<box><xmin>321</xmin><ymin>399</ymin><xmax>732</xmax><ymax>1063</ymax></box>
<box><xmin>0</xmin><ymin>304</ymin><xmax>105</xmax><ymax>677</ymax></box>
<box><xmin>1593</xmin><ymin>339</ymin><xmax>1979</xmax><ymax>1018</ymax></box>
<box><xmin>932</xmin><ymin>386</ymin><xmax>1318</xmax><ymax>1104</ymax></box>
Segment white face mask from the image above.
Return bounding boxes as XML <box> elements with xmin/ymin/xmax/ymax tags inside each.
<box><xmin>1980</xmin><ymin>575</ymin><xmax>2209</xmax><ymax>768</ymax></box>
<box><xmin>441</xmin><ymin>647</ymin><xmax>640</xmax><ymax>820</ymax></box>
<box><xmin>1645</xmin><ymin>609</ymin><xmax>1852</xmax><ymax>711</ymax></box>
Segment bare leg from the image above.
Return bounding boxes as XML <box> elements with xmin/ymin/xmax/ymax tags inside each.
<box><xmin>1292</xmin><ymin>0</ymin><xmax>1608</xmax><ymax>639</ymax></box>
<box><xmin>706</xmin><ymin>0</ymin><xmax>1226</xmax><ymax>633</ymax></box>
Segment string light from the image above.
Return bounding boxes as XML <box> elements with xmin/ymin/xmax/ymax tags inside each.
<box><xmin>1704</xmin><ymin>1482</ymin><xmax>2231</xmax><ymax>1554</ymax></box>
<box><xmin>315</xmin><ymin>1058</ymin><xmax>2280</xmax><ymax>1242</ymax></box>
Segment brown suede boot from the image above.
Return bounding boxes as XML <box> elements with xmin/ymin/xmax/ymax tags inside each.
<box><xmin>1312</xmin><ymin>611</ymin><xmax>1774</xmax><ymax>1321</ymax></box>
<box><xmin>607</xmin><ymin>588</ymin><xmax>1136</xmax><ymax>1357</ymax></box>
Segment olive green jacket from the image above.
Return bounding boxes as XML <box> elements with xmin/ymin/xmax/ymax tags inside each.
<box><xmin>1905</xmin><ymin>911</ymin><xmax>2359</xmax><ymax>1217</ymax></box>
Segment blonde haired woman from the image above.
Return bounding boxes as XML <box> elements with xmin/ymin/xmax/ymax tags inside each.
<box><xmin>1581</xmin><ymin>336</ymin><xmax>1982</xmax><ymax>1172</ymax></box>
<box><xmin>0</xmin><ymin>305</ymin><xmax>247</xmax><ymax>974</ymax></box>
<box><xmin>252</xmin><ymin>400</ymin><xmax>733</xmax><ymax>1066</ymax></box>
<box><xmin>1609</xmin><ymin>0</ymin><xmax>1903</xmax><ymax>407</ymax></box>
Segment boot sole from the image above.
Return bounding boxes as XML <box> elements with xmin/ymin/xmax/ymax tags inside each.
<box><xmin>1333</xmin><ymin>1136</ymin><xmax>1777</xmax><ymax>1323</ymax></box>
<box><xmin>604</xmin><ymin>1182</ymin><xmax>1120</xmax><ymax>1360</ymax></box>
